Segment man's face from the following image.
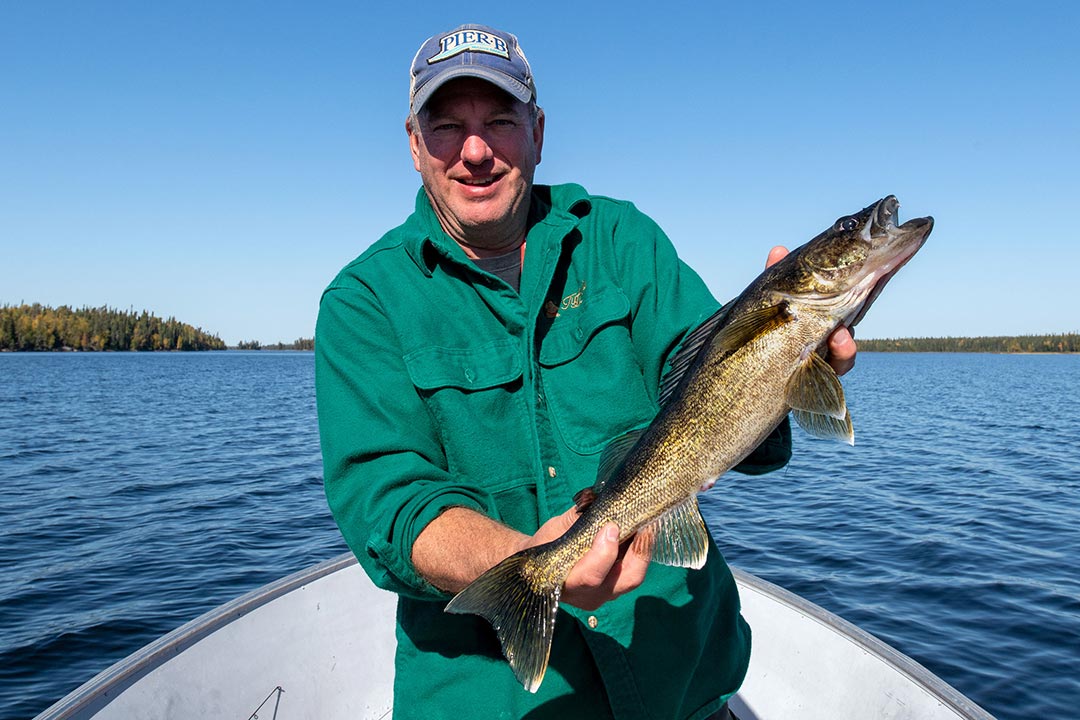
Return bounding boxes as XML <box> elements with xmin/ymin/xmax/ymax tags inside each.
<box><xmin>408</xmin><ymin>77</ymin><xmax>544</xmax><ymax>254</ymax></box>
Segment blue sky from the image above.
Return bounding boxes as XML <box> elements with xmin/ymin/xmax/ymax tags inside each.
<box><xmin>2</xmin><ymin>2</ymin><xmax>1077</xmax><ymax>344</ymax></box>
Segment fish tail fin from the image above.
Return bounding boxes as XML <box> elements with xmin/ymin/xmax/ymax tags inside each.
<box><xmin>445</xmin><ymin>551</ymin><xmax>560</xmax><ymax>693</ymax></box>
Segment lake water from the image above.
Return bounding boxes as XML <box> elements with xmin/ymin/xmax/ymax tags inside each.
<box><xmin>1</xmin><ymin>352</ymin><xmax>1077</xmax><ymax>719</ymax></box>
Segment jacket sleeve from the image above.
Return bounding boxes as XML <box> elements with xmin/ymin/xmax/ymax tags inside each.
<box><xmin>611</xmin><ymin>202</ymin><xmax>792</xmax><ymax>474</ymax></box>
<box><xmin>315</xmin><ymin>279</ymin><xmax>499</xmax><ymax>600</ymax></box>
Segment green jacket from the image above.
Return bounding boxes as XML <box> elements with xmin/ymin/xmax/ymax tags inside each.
<box><xmin>316</xmin><ymin>184</ymin><xmax>791</xmax><ymax>720</ymax></box>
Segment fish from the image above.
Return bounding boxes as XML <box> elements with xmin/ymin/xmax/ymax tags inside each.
<box><xmin>445</xmin><ymin>195</ymin><xmax>933</xmax><ymax>692</ymax></box>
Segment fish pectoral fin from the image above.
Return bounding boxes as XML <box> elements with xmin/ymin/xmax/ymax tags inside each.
<box><xmin>786</xmin><ymin>351</ymin><xmax>854</xmax><ymax>445</ymax></box>
<box><xmin>709</xmin><ymin>302</ymin><xmax>793</xmax><ymax>357</ymax></box>
<box><xmin>630</xmin><ymin>496</ymin><xmax>710</xmax><ymax>570</ymax></box>
<box><xmin>445</xmin><ymin>551</ymin><xmax>559</xmax><ymax>693</ymax></box>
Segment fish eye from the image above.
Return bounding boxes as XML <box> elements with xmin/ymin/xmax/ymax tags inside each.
<box><xmin>837</xmin><ymin>217</ymin><xmax>858</xmax><ymax>231</ymax></box>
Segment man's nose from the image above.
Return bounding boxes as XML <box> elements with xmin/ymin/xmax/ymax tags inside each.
<box><xmin>461</xmin><ymin>133</ymin><xmax>494</xmax><ymax>166</ymax></box>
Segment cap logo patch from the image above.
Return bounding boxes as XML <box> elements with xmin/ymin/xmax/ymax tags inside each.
<box><xmin>428</xmin><ymin>30</ymin><xmax>509</xmax><ymax>64</ymax></box>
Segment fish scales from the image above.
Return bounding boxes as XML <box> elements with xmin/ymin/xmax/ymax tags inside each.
<box><xmin>445</xmin><ymin>195</ymin><xmax>933</xmax><ymax>692</ymax></box>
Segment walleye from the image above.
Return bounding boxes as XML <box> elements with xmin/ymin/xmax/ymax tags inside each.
<box><xmin>445</xmin><ymin>195</ymin><xmax>933</xmax><ymax>692</ymax></box>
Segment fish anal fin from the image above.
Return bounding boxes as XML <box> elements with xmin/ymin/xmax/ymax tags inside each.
<box><xmin>630</xmin><ymin>496</ymin><xmax>710</xmax><ymax>570</ymax></box>
<box><xmin>445</xmin><ymin>551</ymin><xmax>559</xmax><ymax>693</ymax></box>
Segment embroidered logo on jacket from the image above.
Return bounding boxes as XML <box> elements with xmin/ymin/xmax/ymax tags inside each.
<box><xmin>545</xmin><ymin>282</ymin><xmax>586</xmax><ymax>318</ymax></box>
<box><xmin>428</xmin><ymin>30</ymin><xmax>510</xmax><ymax>64</ymax></box>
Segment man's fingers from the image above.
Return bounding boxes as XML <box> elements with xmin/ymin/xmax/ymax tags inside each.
<box><xmin>827</xmin><ymin>325</ymin><xmax>857</xmax><ymax>376</ymax></box>
<box><xmin>766</xmin><ymin>245</ymin><xmax>788</xmax><ymax>268</ymax></box>
<box><xmin>530</xmin><ymin>511</ymin><xmax>652</xmax><ymax>610</ymax></box>
<box><xmin>570</xmin><ymin>523</ymin><xmax>620</xmax><ymax>589</ymax></box>
<box><xmin>608</xmin><ymin>539</ymin><xmax>651</xmax><ymax>595</ymax></box>
<box><xmin>525</xmin><ymin>505</ymin><xmax>580</xmax><ymax>549</ymax></box>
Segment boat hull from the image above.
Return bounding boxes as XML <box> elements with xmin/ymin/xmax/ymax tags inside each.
<box><xmin>35</xmin><ymin>553</ymin><xmax>993</xmax><ymax>720</ymax></box>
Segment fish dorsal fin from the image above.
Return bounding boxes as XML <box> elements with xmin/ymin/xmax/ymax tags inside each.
<box><xmin>590</xmin><ymin>427</ymin><xmax>647</xmax><ymax>500</ymax></box>
<box><xmin>659</xmin><ymin>302</ymin><xmax>791</xmax><ymax>407</ymax></box>
<box><xmin>630</xmin><ymin>496</ymin><xmax>710</xmax><ymax>569</ymax></box>
<box><xmin>658</xmin><ymin>305</ymin><xmax>731</xmax><ymax>407</ymax></box>
<box><xmin>786</xmin><ymin>351</ymin><xmax>855</xmax><ymax>445</ymax></box>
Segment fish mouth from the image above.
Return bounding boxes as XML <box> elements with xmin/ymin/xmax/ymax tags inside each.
<box><xmin>847</xmin><ymin>197</ymin><xmax>933</xmax><ymax>328</ymax></box>
<box><xmin>870</xmin><ymin>195</ymin><xmax>901</xmax><ymax>236</ymax></box>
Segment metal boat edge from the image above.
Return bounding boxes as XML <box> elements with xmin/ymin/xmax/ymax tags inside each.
<box><xmin>728</xmin><ymin>568</ymin><xmax>994</xmax><ymax>720</ymax></box>
<box><xmin>35</xmin><ymin>554</ymin><xmax>360</xmax><ymax>720</ymax></box>
<box><xmin>36</xmin><ymin>553</ymin><xmax>994</xmax><ymax>719</ymax></box>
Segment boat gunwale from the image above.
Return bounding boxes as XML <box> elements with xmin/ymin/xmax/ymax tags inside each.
<box><xmin>35</xmin><ymin>553</ymin><xmax>360</xmax><ymax>719</ymax></box>
<box><xmin>731</xmin><ymin>567</ymin><xmax>994</xmax><ymax>720</ymax></box>
<box><xmin>37</xmin><ymin>554</ymin><xmax>993</xmax><ymax>719</ymax></box>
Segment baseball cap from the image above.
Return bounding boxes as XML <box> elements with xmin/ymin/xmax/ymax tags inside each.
<box><xmin>409</xmin><ymin>24</ymin><xmax>536</xmax><ymax>112</ymax></box>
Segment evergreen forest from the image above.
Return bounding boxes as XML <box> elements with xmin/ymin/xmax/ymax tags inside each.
<box><xmin>0</xmin><ymin>304</ymin><xmax>226</xmax><ymax>351</ymax></box>
<box><xmin>5</xmin><ymin>302</ymin><xmax>1075</xmax><ymax>354</ymax></box>
<box><xmin>235</xmin><ymin>338</ymin><xmax>314</xmax><ymax>351</ymax></box>
<box><xmin>857</xmin><ymin>334</ymin><xmax>1080</xmax><ymax>353</ymax></box>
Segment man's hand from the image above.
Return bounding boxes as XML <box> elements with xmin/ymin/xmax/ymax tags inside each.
<box><xmin>524</xmin><ymin>507</ymin><xmax>650</xmax><ymax>611</ymax></box>
<box><xmin>413</xmin><ymin>505</ymin><xmax>649</xmax><ymax>610</ymax></box>
<box><xmin>766</xmin><ymin>246</ymin><xmax>857</xmax><ymax>376</ymax></box>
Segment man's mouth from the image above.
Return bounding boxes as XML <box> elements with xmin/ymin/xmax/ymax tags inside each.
<box><xmin>459</xmin><ymin>176</ymin><xmax>498</xmax><ymax>187</ymax></box>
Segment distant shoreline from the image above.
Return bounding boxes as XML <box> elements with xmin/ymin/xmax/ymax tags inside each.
<box><xmin>856</xmin><ymin>334</ymin><xmax>1079</xmax><ymax>353</ymax></box>
<box><xmin>4</xmin><ymin>303</ymin><xmax>1076</xmax><ymax>354</ymax></box>
<box><xmin>0</xmin><ymin>347</ymin><xmax>314</xmax><ymax>353</ymax></box>
<box><xmin>4</xmin><ymin>344</ymin><xmax>1078</xmax><ymax>355</ymax></box>
<box><xmin>1</xmin><ymin>304</ymin><xmax>225</xmax><ymax>351</ymax></box>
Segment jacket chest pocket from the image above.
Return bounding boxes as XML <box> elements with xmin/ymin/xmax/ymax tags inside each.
<box><xmin>405</xmin><ymin>339</ymin><xmax>522</xmax><ymax>394</ymax></box>
<box><xmin>403</xmin><ymin>340</ymin><xmax>538</xmax><ymax>532</ymax></box>
<box><xmin>538</xmin><ymin>288</ymin><xmax>657</xmax><ymax>455</ymax></box>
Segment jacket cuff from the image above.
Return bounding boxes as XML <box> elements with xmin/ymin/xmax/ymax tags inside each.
<box><xmin>364</xmin><ymin>486</ymin><xmax>499</xmax><ymax>601</ymax></box>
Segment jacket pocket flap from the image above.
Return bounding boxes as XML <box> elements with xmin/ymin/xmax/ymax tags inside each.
<box><xmin>405</xmin><ymin>339</ymin><xmax>522</xmax><ymax>391</ymax></box>
<box><xmin>539</xmin><ymin>288</ymin><xmax>631</xmax><ymax>366</ymax></box>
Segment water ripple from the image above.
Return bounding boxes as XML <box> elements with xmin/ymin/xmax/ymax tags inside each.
<box><xmin>704</xmin><ymin>353</ymin><xmax>1080</xmax><ymax>720</ymax></box>
<box><xmin>3</xmin><ymin>352</ymin><xmax>1079</xmax><ymax>719</ymax></box>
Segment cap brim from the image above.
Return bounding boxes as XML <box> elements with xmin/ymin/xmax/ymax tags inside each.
<box><xmin>411</xmin><ymin>65</ymin><xmax>532</xmax><ymax>112</ymax></box>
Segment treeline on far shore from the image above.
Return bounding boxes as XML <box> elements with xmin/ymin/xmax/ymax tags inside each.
<box><xmin>234</xmin><ymin>338</ymin><xmax>314</xmax><ymax>351</ymax></box>
<box><xmin>1</xmin><ymin>304</ymin><xmax>226</xmax><ymax>351</ymax></box>
<box><xmin>859</xmin><ymin>334</ymin><xmax>1080</xmax><ymax>353</ymax></box>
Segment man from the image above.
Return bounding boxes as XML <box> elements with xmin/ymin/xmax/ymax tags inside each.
<box><xmin>316</xmin><ymin>23</ymin><xmax>855</xmax><ymax>720</ymax></box>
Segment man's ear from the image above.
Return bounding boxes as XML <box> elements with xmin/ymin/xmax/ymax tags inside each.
<box><xmin>533</xmin><ymin>107</ymin><xmax>546</xmax><ymax>165</ymax></box>
<box><xmin>406</xmin><ymin>117</ymin><xmax>422</xmax><ymax>172</ymax></box>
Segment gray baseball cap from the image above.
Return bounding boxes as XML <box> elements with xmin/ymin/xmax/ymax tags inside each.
<box><xmin>409</xmin><ymin>24</ymin><xmax>536</xmax><ymax>112</ymax></box>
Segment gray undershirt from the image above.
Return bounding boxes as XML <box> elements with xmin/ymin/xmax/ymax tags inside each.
<box><xmin>473</xmin><ymin>248</ymin><xmax>522</xmax><ymax>292</ymax></box>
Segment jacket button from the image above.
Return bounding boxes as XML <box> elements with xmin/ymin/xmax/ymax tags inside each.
<box><xmin>587</xmin><ymin>615</ymin><xmax>599</xmax><ymax>629</ymax></box>
<box><xmin>547</xmin><ymin>466</ymin><xmax>557</xmax><ymax>478</ymax></box>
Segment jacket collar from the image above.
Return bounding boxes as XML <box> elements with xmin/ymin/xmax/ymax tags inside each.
<box><xmin>402</xmin><ymin>185</ymin><xmax>593</xmax><ymax>277</ymax></box>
